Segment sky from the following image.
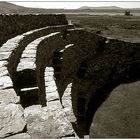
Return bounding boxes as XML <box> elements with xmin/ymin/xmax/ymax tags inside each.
<box><xmin>7</xmin><ymin>1</ymin><xmax>140</xmax><ymax>9</ymax></box>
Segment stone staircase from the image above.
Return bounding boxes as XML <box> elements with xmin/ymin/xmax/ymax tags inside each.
<box><xmin>0</xmin><ymin>24</ymin><xmax>79</xmax><ymax>138</ymax></box>
<box><xmin>17</xmin><ymin>32</ymin><xmax>60</xmax><ymax>71</ymax></box>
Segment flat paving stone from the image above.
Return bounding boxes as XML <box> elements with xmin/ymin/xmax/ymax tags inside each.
<box><xmin>24</xmin><ymin>105</ymin><xmax>75</xmax><ymax>138</ymax></box>
<box><xmin>62</xmin><ymin>83</ymin><xmax>77</xmax><ymax>123</ymax></box>
<box><xmin>0</xmin><ymin>76</ymin><xmax>13</xmax><ymax>89</ymax></box>
<box><xmin>0</xmin><ymin>89</ymin><xmax>20</xmax><ymax>104</ymax></box>
<box><xmin>0</xmin><ymin>66</ymin><xmax>9</xmax><ymax>77</ymax></box>
<box><xmin>44</xmin><ymin>67</ymin><xmax>60</xmax><ymax>102</ymax></box>
<box><xmin>5</xmin><ymin>133</ymin><xmax>31</xmax><ymax>139</ymax></box>
<box><xmin>0</xmin><ymin>61</ymin><xmax>8</xmax><ymax>67</ymax></box>
<box><xmin>0</xmin><ymin>52</ymin><xmax>11</xmax><ymax>60</ymax></box>
<box><xmin>0</xmin><ymin>103</ymin><xmax>26</xmax><ymax>138</ymax></box>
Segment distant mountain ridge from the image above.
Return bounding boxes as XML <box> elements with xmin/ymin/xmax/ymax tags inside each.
<box><xmin>0</xmin><ymin>2</ymin><xmax>27</xmax><ymax>13</ymax></box>
<box><xmin>79</xmin><ymin>6</ymin><xmax>122</xmax><ymax>10</ymax></box>
<box><xmin>0</xmin><ymin>2</ymin><xmax>64</xmax><ymax>14</ymax></box>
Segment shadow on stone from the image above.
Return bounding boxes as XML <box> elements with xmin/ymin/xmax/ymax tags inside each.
<box><xmin>13</xmin><ymin>69</ymin><xmax>37</xmax><ymax>88</ymax></box>
<box><xmin>12</xmin><ymin>69</ymin><xmax>40</xmax><ymax>108</ymax></box>
<box><xmin>85</xmin><ymin>61</ymin><xmax>140</xmax><ymax>135</ymax></box>
<box><xmin>19</xmin><ymin>87</ymin><xmax>39</xmax><ymax>108</ymax></box>
<box><xmin>77</xmin><ymin>62</ymin><xmax>88</xmax><ymax>79</ymax></box>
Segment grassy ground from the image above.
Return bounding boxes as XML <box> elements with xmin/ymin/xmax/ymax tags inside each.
<box><xmin>66</xmin><ymin>14</ymin><xmax>140</xmax><ymax>43</ymax></box>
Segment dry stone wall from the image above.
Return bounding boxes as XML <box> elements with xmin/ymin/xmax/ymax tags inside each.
<box><xmin>0</xmin><ymin>14</ymin><xmax>140</xmax><ymax>138</ymax></box>
<box><xmin>0</xmin><ymin>14</ymin><xmax>68</xmax><ymax>47</ymax></box>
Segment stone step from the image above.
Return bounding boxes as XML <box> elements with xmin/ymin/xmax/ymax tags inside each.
<box><xmin>46</xmin><ymin>91</ymin><xmax>59</xmax><ymax>102</ymax></box>
<box><xmin>62</xmin><ymin>83</ymin><xmax>77</xmax><ymax>123</ymax></box>
<box><xmin>0</xmin><ymin>52</ymin><xmax>11</xmax><ymax>61</ymax></box>
<box><xmin>24</xmin><ymin>104</ymin><xmax>75</xmax><ymax>138</ymax></box>
<box><xmin>20</xmin><ymin>87</ymin><xmax>39</xmax><ymax>92</ymax></box>
<box><xmin>0</xmin><ymin>76</ymin><xmax>13</xmax><ymax>89</ymax></box>
<box><xmin>44</xmin><ymin>75</ymin><xmax>55</xmax><ymax>82</ymax></box>
<box><xmin>58</xmin><ymin>44</ymin><xmax>74</xmax><ymax>55</ymax></box>
<box><xmin>45</xmin><ymin>86</ymin><xmax>57</xmax><ymax>92</ymax></box>
<box><xmin>0</xmin><ymin>61</ymin><xmax>8</xmax><ymax>78</ymax></box>
<box><xmin>0</xmin><ymin>89</ymin><xmax>20</xmax><ymax>104</ymax></box>
<box><xmin>0</xmin><ymin>66</ymin><xmax>8</xmax><ymax>77</ymax></box>
<box><xmin>0</xmin><ymin>103</ymin><xmax>26</xmax><ymax>138</ymax></box>
<box><xmin>0</xmin><ymin>61</ymin><xmax>8</xmax><ymax>67</ymax></box>
<box><xmin>5</xmin><ymin>133</ymin><xmax>31</xmax><ymax>139</ymax></box>
<box><xmin>17</xmin><ymin>32</ymin><xmax>60</xmax><ymax>72</ymax></box>
<box><xmin>44</xmin><ymin>67</ymin><xmax>60</xmax><ymax>103</ymax></box>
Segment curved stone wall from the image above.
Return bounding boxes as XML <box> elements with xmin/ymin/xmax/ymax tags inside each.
<box><xmin>0</xmin><ymin>14</ymin><xmax>68</xmax><ymax>47</ymax></box>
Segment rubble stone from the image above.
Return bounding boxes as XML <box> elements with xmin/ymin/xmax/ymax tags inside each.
<box><xmin>0</xmin><ymin>103</ymin><xmax>26</xmax><ymax>138</ymax></box>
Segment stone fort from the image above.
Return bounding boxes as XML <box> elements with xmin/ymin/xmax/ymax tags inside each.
<box><xmin>0</xmin><ymin>14</ymin><xmax>140</xmax><ymax>138</ymax></box>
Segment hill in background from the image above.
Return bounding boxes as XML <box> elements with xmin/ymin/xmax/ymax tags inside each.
<box><xmin>0</xmin><ymin>2</ymin><xmax>27</xmax><ymax>13</ymax></box>
<box><xmin>79</xmin><ymin>6</ymin><xmax>122</xmax><ymax>10</ymax></box>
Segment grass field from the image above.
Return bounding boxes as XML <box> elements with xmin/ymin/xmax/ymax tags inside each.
<box><xmin>66</xmin><ymin>14</ymin><xmax>140</xmax><ymax>43</ymax></box>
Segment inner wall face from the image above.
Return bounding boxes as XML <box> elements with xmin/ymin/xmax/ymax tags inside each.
<box><xmin>90</xmin><ymin>81</ymin><xmax>140</xmax><ymax>138</ymax></box>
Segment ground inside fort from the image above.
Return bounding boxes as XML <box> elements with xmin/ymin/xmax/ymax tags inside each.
<box><xmin>67</xmin><ymin>14</ymin><xmax>140</xmax><ymax>43</ymax></box>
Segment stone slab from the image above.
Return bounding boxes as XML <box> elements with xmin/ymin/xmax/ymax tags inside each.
<box><xmin>0</xmin><ymin>89</ymin><xmax>20</xmax><ymax>104</ymax></box>
<box><xmin>0</xmin><ymin>103</ymin><xmax>26</xmax><ymax>138</ymax></box>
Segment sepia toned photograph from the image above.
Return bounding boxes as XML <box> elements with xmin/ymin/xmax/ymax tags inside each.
<box><xmin>0</xmin><ymin>0</ymin><xmax>140</xmax><ymax>138</ymax></box>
